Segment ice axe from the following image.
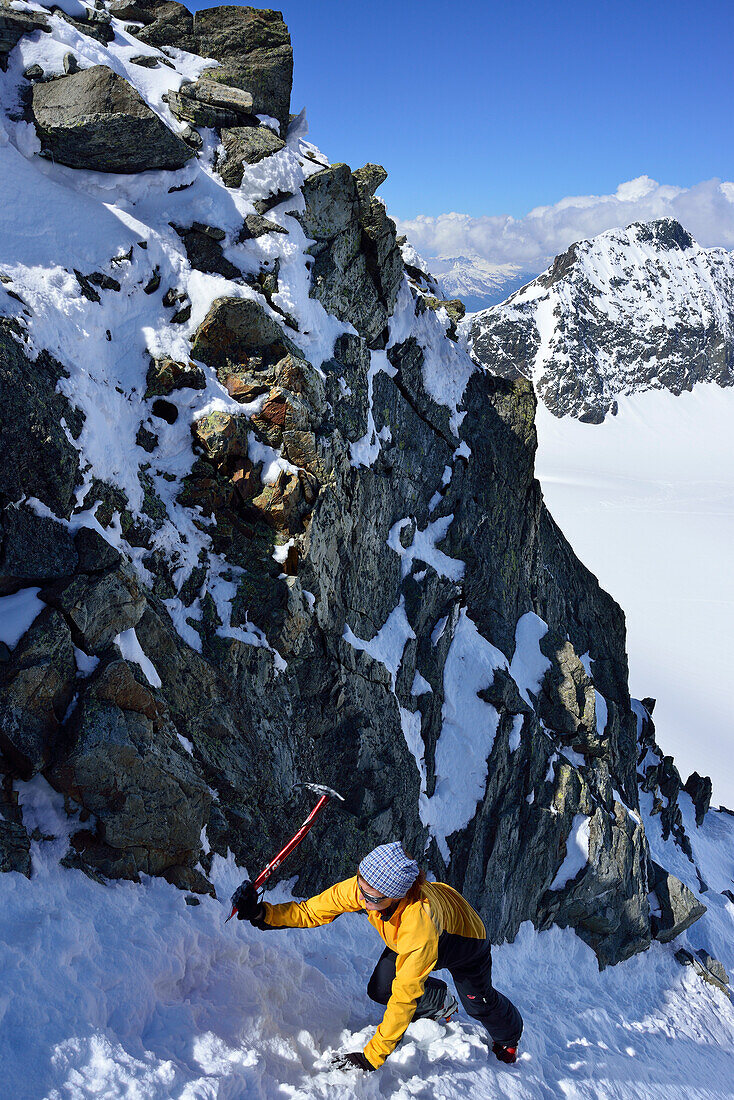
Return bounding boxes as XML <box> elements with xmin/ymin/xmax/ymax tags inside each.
<box><xmin>226</xmin><ymin>782</ymin><xmax>344</xmax><ymax>922</ymax></box>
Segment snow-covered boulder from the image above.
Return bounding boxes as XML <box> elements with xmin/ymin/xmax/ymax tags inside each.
<box><xmin>32</xmin><ymin>66</ymin><xmax>194</xmax><ymax>173</ymax></box>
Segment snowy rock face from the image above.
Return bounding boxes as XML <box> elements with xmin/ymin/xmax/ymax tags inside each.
<box><xmin>0</xmin><ymin>1</ymin><xmax>709</xmax><ymax>968</ymax></box>
<box><xmin>466</xmin><ymin>218</ymin><xmax>734</xmax><ymax>421</ymax></box>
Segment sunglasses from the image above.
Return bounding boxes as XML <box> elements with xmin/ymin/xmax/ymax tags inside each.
<box><xmin>358</xmin><ymin>880</ymin><xmax>389</xmax><ymax>904</ymax></box>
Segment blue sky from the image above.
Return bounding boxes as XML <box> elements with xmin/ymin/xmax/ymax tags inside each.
<box><xmin>191</xmin><ymin>0</ymin><xmax>734</xmax><ymax>222</ymax></box>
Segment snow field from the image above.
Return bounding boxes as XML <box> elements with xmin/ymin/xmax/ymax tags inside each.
<box><xmin>1</xmin><ymin>776</ymin><xmax>733</xmax><ymax>1098</ymax></box>
<box><xmin>535</xmin><ymin>385</ymin><xmax>734</xmax><ymax>807</ymax></box>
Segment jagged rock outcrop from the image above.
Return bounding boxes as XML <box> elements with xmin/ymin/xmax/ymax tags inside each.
<box><xmin>0</xmin><ymin>608</ymin><xmax>76</xmax><ymax>778</ymax></box>
<box><xmin>0</xmin><ymin>320</ymin><xmax>83</xmax><ymax>517</ymax></box>
<box><xmin>194</xmin><ymin>5</ymin><xmax>292</xmax><ymax>134</ymax></box>
<box><xmin>298</xmin><ymin>162</ymin><xmax>403</xmax><ymax>348</ymax></box>
<box><xmin>648</xmin><ymin>860</ymin><xmax>707</xmax><ymax>942</ymax></box>
<box><xmin>129</xmin><ymin>2</ymin><xmax>293</xmax><ymax>134</ymax></box>
<box><xmin>466</xmin><ymin>218</ymin><xmax>734</xmax><ymax>421</ymax></box>
<box><xmin>0</xmin><ymin>2</ymin><xmax>710</xmax><ymax>972</ymax></box>
<box><xmin>32</xmin><ymin>66</ymin><xmax>194</xmax><ymax>173</ymax></box>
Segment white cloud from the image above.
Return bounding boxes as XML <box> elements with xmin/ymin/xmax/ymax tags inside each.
<box><xmin>395</xmin><ymin>177</ymin><xmax>734</xmax><ymax>266</ymax></box>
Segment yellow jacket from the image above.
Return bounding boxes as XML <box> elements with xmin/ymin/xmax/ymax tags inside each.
<box><xmin>262</xmin><ymin>876</ymin><xmax>486</xmax><ymax>1067</ymax></box>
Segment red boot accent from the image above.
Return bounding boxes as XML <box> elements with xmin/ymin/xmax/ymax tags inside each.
<box><xmin>492</xmin><ymin>1041</ymin><xmax>518</xmax><ymax>1064</ymax></box>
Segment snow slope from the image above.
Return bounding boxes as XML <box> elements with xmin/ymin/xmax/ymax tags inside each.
<box><xmin>1</xmin><ymin>774</ymin><xmax>733</xmax><ymax>1099</ymax></box>
<box><xmin>535</xmin><ymin>385</ymin><xmax>734</xmax><ymax>809</ymax></box>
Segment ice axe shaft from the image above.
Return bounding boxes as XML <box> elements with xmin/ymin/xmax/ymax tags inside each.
<box><xmin>226</xmin><ymin>783</ymin><xmax>344</xmax><ymax>922</ymax></box>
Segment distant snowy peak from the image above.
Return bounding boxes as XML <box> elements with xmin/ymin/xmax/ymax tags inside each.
<box><xmin>429</xmin><ymin>254</ymin><xmax>542</xmax><ymax>311</ymax></box>
<box><xmin>465</xmin><ymin>218</ymin><xmax>734</xmax><ymax>421</ymax></box>
<box><xmin>395</xmin><ymin>244</ymin><xmax>540</xmax><ymax>313</ymax></box>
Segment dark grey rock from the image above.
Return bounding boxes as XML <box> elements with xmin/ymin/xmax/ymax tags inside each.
<box><xmin>217</xmin><ymin>126</ymin><xmax>285</xmax><ymax>188</ymax></box>
<box><xmin>237</xmin><ymin>214</ymin><xmax>288</xmax><ymax>241</ymax></box>
<box><xmin>0</xmin><ymin>505</ymin><xmax>78</xmax><ymax>595</ymax></box>
<box><xmin>129</xmin><ymin>54</ymin><xmax>162</xmax><ymax>68</ymax></box>
<box><xmin>43</xmin><ymin>563</ymin><xmax>147</xmax><ymax>654</ymax></box>
<box><xmin>0</xmin><ymin>818</ymin><xmax>31</xmax><ymax>875</ymax></box>
<box><xmin>134</xmin><ymin>0</ymin><xmax>195</xmax><ymax>51</ymax></box>
<box><xmin>0</xmin><ymin>319</ymin><xmax>82</xmax><ymax>518</ymax></box>
<box><xmin>193</xmin><ymin>5</ymin><xmax>292</xmax><ymax>136</ymax></box>
<box><xmin>253</xmin><ymin>190</ymin><xmax>294</xmax><ymax>216</ymax></box>
<box><xmin>23</xmin><ymin>63</ymin><xmax>44</xmax><ymax>81</ymax></box>
<box><xmin>648</xmin><ymin>859</ymin><xmax>707</xmax><ymax>942</ymax></box>
<box><xmin>32</xmin><ymin>66</ymin><xmax>194</xmax><ymax>173</ymax></box>
<box><xmin>63</xmin><ymin>51</ymin><xmax>79</xmax><ymax>75</ymax></box>
<box><xmin>675</xmin><ymin>948</ymin><xmax>730</xmax><ymax>993</ymax></box>
<box><xmin>0</xmin><ymin>777</ymin><xmax>31</xmax><ymax>876</ymax></box>
<box><xmin>0</xmin><ymin>8</ymin><xmax>50</xmax><ymax>71</ymax></box>
<box><xmin>0</xmin><ymin>608</ymin><xmax>76</xmax><ymax>778</ymax></box>
<box><xmin>48</xmin><ymin>659</ymin><xmax>211</xmax><ymax>876</ymax></box>
<box><xmin>57</xmin><ymin>9</ymin><xmax>113</xmax><ymax>46</ymax></box>
<box><xmin>145</xmin><ymin>354</ymin><xmax>205</xmax><ymax>398</ymax></box>
<box><xmin>172</xmin><ymin>223</ymin><xmax>241</xmax><ymax>279</ymax></box>
<box><xmin>683</xmin><ymin>771</ymin><xmax>712</xmax><ymax>826</ymax></box>
<box><xmin>73</xmin><ymin>528</ymin><xmax>123</xmax><ymax>574</ymax></box>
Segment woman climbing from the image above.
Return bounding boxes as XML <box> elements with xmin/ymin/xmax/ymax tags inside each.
<box><xmin>231</xmin><ymin>841</ymin><xmax>523</xmax><ymax>1072</ymax></box>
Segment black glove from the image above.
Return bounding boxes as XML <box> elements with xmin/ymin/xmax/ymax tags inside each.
<box><xmin>331</xmin><ymin>1051</ymin><xmax>375</xmax><ymax>1072</ymax></box>
<box><xmin>231</xmin><ymin>880</ymin><xmax>264</xmax><ymax>922</ymax></box>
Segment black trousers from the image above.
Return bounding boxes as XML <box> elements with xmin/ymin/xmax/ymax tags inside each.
<box><xmin>367</xmin><ymin>932</ymin><xmax>523</xmax><ymax>1045</ymax></box>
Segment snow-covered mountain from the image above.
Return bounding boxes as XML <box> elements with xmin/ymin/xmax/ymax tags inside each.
<box><xmin>463</xmin><ymin>218</ymin><xmax>734</xmax><ymax>807</ymax></box>
<box><xmin>424</xmin><ymin>253</ymin><xmax>541</xmax><ymax>312</ymax></box>
<box><xmin>465</xmin><ymin>218</ymin><xmax>734</xmax><ymax>421</ymax></box>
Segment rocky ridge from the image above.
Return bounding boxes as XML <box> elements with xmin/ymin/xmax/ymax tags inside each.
<box><xmin>0</xmin><ymin>1</ymin><xmax>718</xmax><ymax>973</ymax></box>
<box><xmin>465</xmin><ymin>218</ymin><xmax>734</xmax><ymax>421</ymax></box>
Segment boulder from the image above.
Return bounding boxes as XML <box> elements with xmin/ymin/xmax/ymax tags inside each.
<box><xmin>48</xmin><ymin>660</ymin><xmax>211</xmax><ymax>876</ymax></box>
<box><xmin>168</xmin><ymin>79</ymin><xmax>255</xmax><ymax>129</ymax></box>
<box><xmin>74</xmin><ymin>528</ymin><xmax>123</xmax><ymax>574</ymax></box>
<box><xmin>0</xmin><ymin>506</ymin><xmax>78</xmax><ymax>595</ymax></box>
<box><xmin>172</xmin><ymin>223</ymin><xmax>242</xmax><ymax>280</ymax></box>
<box><xmin>134</xmin><ymin>0</ymin><xmax>196</xmax><ymax>50</ymax></box>
<box><xmin>649</xmin><ymin>860</ymin><xmax>707</xmax><ymax>942</ymax></box>
<box><xmin>190</xmin><ymin>296</ymin><xmax>298</xmax><ymax>374</ymax></box>
<box><xmin>32</xmin><ymin>66</ymin><xmax>194</xmax><ymax>173</ymax></box>
<box><xmin>192</xmin><ymin>411</ymin><xmax>250</xmax><ymax>467</ymax></box>
<box><xmin>145</xmin><ymin>354</ymin><xmax>205</xmax><ymax>398</ymax></box>
<box><xmin>675</xmin><ymin>948</ymin><xmax>730</xmax><ymax>993</ymax></box>
<box><xmin>0</xmin><ymin>608</ymin><xmax>76</xmax><ymax>778</ymax></box>
<box><xmin>217</xmin><ymin>126</ymin><xmax>285</xmax><ymax>188</ymax></box>
<box><xmin>0</xmin><ymin>8</ymin><xmax>49</xmax><ymax>71</ymax></box>
<box><xmin>193</xmin><ymin>5</ymin><xmax>292</xmax><ymax>136</ymax></box>
<box><xmin>43</xmin><ymin>563</ymin><xmax>147</xmax><ymax>654</ymax></box>
<box><xmin>168</xmin><ymin>77</ymin><xmax>256</xmax><ymax>130</ymax></box>
<box><xmin>0</xmin><ymin>319</ymin><xmax>82</xmax><ymax>517</ymax></box>
<box><xmin>237</xmin><ymin>213</ymin><xmax>288</xmax><ymax>241</ymax></box>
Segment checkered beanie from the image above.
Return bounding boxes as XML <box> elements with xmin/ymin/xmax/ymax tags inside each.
<box><xmin>359</xmin><ymin>842</ymin><xmax>419</xmax><ymax>899</ymax></box>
